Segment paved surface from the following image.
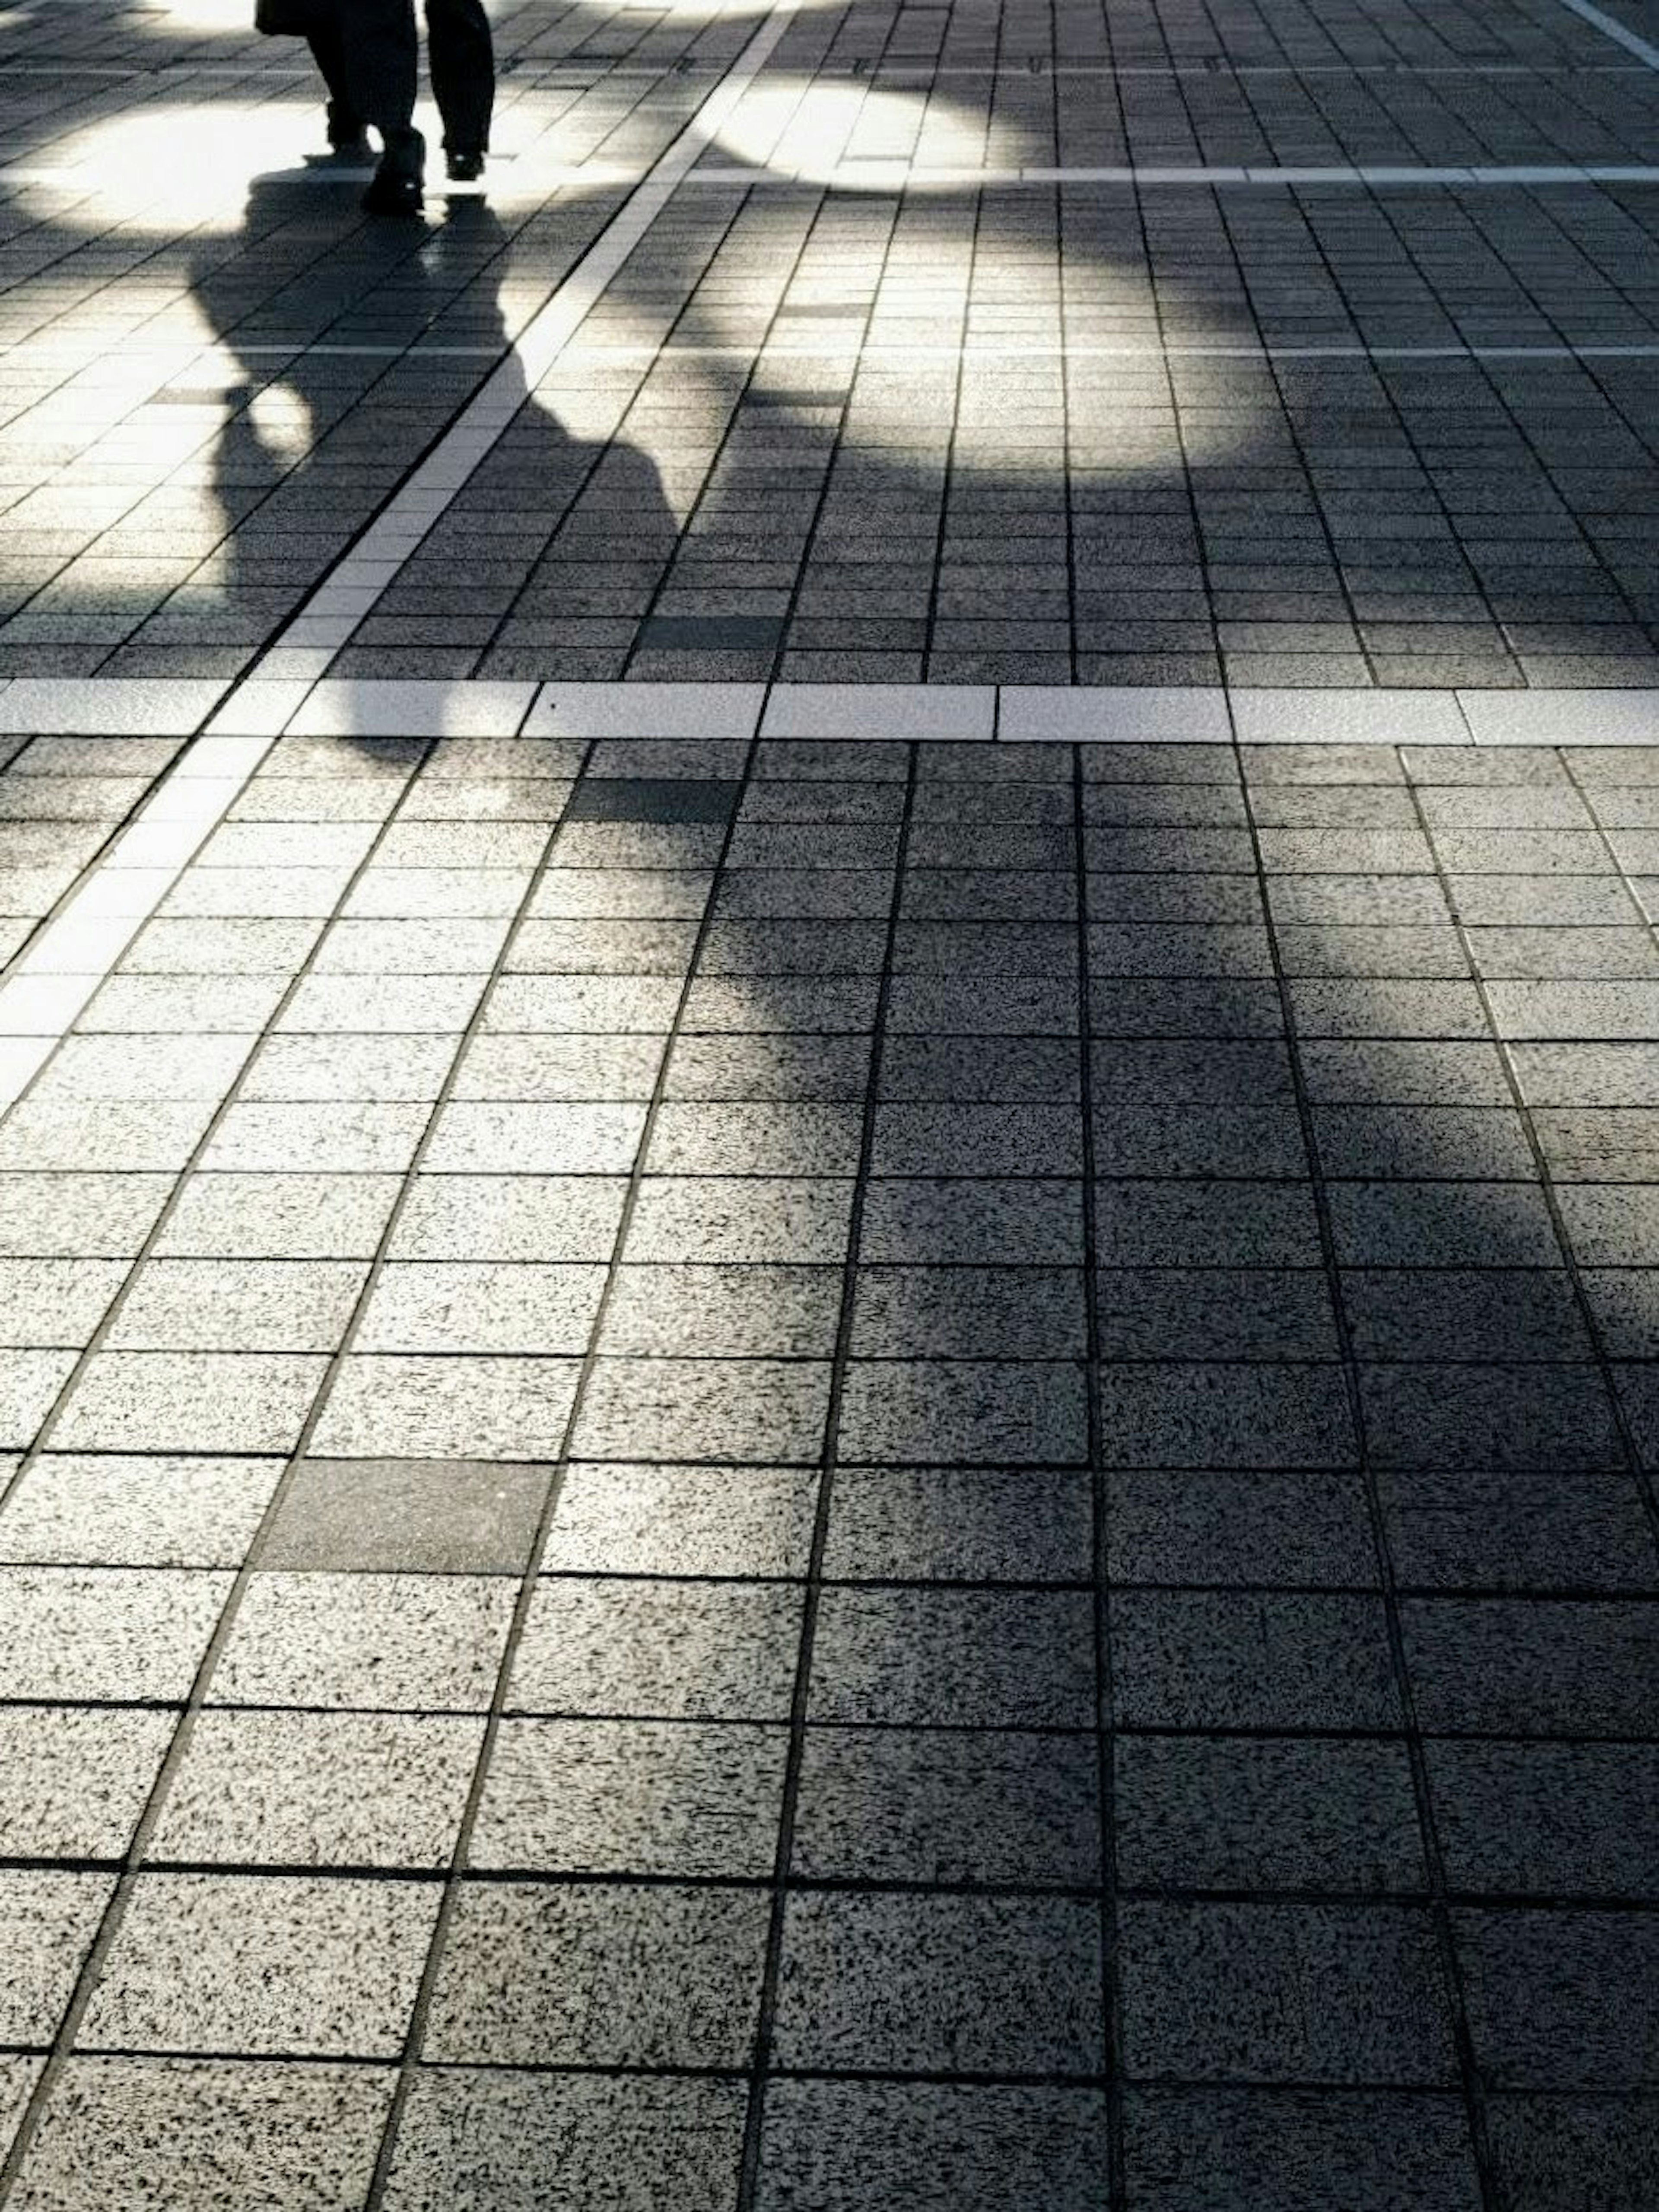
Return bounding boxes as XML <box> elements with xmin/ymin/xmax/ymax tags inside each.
<box><xmin>3</xmin><ymin>709</ymin><xmax>1659</xmax><ymax>2207</ymax></box>
<box><xmin>3</xmin><ymin>0</ymin><xmax>1659</xmax><ymax>687</ymax></box>
<box><xmin>2</xmin><ymin>0</ymin><xmax>1659</xmax><ymax>2206</ymax></box>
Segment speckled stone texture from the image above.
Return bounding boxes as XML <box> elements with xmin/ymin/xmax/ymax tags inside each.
<box><xmin>2</xmin><ymin>0</ymin><xmax>1659</xmax><ymax>2199</ymax></box>
<box><xmin>4</xmin><ymin>720</ymin><xmax>1659</xmax><ymax>2211</ymax></box>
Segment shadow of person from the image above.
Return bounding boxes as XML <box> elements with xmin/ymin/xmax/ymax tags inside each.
<box><xmin>184</xmin><ymin>185</ymin><xmax>683</xmax><ymax>684</ymax></box>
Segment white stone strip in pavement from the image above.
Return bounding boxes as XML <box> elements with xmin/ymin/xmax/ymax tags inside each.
<box><xmin>2</xmin><ymin>678</ymin><xmax>1656</xmax><ymax>761</ymax></box>
<box><xmin>594</xmin><ymin>341</ymin><xmax>1659</xmax><ymax>363</ymax></box>
<box><xmin>867</xmin><ymin>60</ymin><xmax>1653</xmax><ymax>75</ymax></box>
<box><xmin>0</xmin><ymin>730</ymin><xmax>273</xmax><ymax>1110</ymax></box>
<box><xmin>200</xmin><ymin>677</ymin><xmax>1659</xmax><ymax>753</ymax></box>
<box><xmin>1543</xmin><ymin>0</ymin><xmax>1659</xmax><ymax>70</ymax></box>
<box><xmin>683</xmin><ymin>162</ymin><xmax>1659</xmax><ymax>187</ymax></box>
<box><xmin>0</xmin><ymin>678</ymin><xmax>231</xmax><ymax>738</ymax></box>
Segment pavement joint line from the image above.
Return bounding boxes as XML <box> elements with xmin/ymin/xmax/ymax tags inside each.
<box><xmin>1541</xmin><ymin>0</ymin><xmax>1659</xmax><ymax>68</ymax></box>
<box><xmin>550</xmin><ymin>341</ymin><xmax>1659</xmax><ymax>361</ymax></box>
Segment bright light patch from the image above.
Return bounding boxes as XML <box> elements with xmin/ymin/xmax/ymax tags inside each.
<box><xmin>152</xmin><ymin>0</ymin><xmax>265</xmax><ymax>29</ymax></box>
<box><xmin>43</xmin><ymin>101</ymin><xmax>319</xmax><ymax>228</ymax></box>
<box><xmin>613</xmin><ymin>0</ymin><xmax>773</xmax><ymax>14</ymax></box>
<box><xmin>704</xmin><ymin>76</ymin><xmax>988</xmax><ymax>182</ymax></box>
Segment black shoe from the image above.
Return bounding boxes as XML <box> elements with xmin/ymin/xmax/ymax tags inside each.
<box><xmin>363</xmin><ymin>128</ymin><xmax>425</xmax><ymax>214</ymax></box>
<box><xmin>362</xmin><ymin>165</ymin><xmax>423</xmax><ymax>213</ymax></box>
<box><xmin>445</xmin><ymin>147</ymin><xmax>486</xmax><ymax>182</ymax></box>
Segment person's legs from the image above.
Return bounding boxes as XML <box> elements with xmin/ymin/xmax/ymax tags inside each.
<box><xmin>426</xmin><ymin>0</ymin><xmax>494</xmax><ymax>161</ymax></box>
<box><xmin>304</xmin><ymin>19</ymin><xmax>368</xmax><ymax>150</ymax></box>
<box><xmin>339</xmin><ymin>0</ymin><xmax>420</xmax><ymax>139</ymax></box>
<box><xmin>339</xmin><ymin>0</ymin><xmax>426</xmax><ymax>208</ymax></box>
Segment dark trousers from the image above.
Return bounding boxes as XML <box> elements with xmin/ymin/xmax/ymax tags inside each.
<box><xmin>304</xmin><ymin>20</ymin><xmax>359</xmax><ymax>127</ymax></box>
<box><xmin>339</xmin><ymin>0</ymin><xmax>494</xmax><ymax>153</ymax></box>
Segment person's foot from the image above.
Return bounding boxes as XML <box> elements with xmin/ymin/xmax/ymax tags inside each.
<box><xmin>445</xmin><ymin>148</ymin><xmax>486</xmax><ymax>182</ymax></box>
<box><xmin>363</xmin><ymin>127</ymin><xmax>425</xmax><ymax>214</ymax></box>
<box><xmin>326</xmin><ymin>100</ymin><xmax>371</xmax><ymax>159</ymax></box>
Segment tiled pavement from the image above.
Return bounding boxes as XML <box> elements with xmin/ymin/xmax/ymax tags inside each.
<box><xmin>2</xmin><ymin>0</ymin><xmax>1659</xmax><ymax>2205</ymax></box>
<box><xmin>2</xmin><ymin>705</ymin><xmax>1659</xmax><ymax>2206</ymax></box>
<box><xmin>3</xmin><ymin>0</ymin><xmax>1659</xmax><ymax>687</ymax></box>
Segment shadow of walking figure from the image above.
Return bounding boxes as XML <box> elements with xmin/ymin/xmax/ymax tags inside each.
<box><xmin>188</xmin><ymin>188</ymin><xmax>683</xmax><ymax>687</ymax></box>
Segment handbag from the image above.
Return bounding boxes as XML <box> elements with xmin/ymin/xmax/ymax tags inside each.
<box><xmin>254</xmin><ymin>0</ymin><xmax>333</xmax><ymax>34</ymax></box>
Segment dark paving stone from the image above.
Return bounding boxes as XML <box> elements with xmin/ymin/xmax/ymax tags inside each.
<box><xmin>858</xmin><ymin>1178</ymin><xmax>1084</xmax><ymax>1266</ymax></box>
<box><xmin>1454</xmin><ymin>1910</ymin><xmax>1659</xmax><ymax>2091</ymax></box>
<box><xmin>1092</xmin><ymin>1039</ymin><xmax>1296</xmax><ymax>1102</ymax></box>
<box><xmin>1111</xmin><ymin>1591</ymin><xmax>1401</xmax><ymax>1731</ymax></box>
<box><xmin>1121</xmin><ymin>2088</ymin><xmax>1481</xmax><ymax>2212</ymax></box>
<box><xmin>1312</xmin><ymin>1105</ymin><xmax>1535</xmax><ymax>1181</ymax></box>
<box><xmin>565</xmin><ymin>778</ymin><xmax>741</xmax><ymax>823</ymax></box>
<box><xmin>1094</xmin><ymin>1182</ymin><xmax>1322</xmax><ymax>1271</ymax></box>
<box><xmin>261</xmin><ymin>1460</ymin><xmax>551</xmax><ymax>1573</ymax></box>
<box><xmin>1106</xmin><ymin>1471</ymin><xmax>1376</xmax><ymax>1588</ymax></box>
<box><xmin>1400</xmin><ymin>1600</ymin><xmax>1659</xmax><ymax>1736</ymax></box>
<box><xmin>1357</xmin><ymin>1365</ymin><xmax>1624</xmax><ymax>1472</ymax></box>
<box><xmin>1096</xmin><ymin>1365</ymin><xmax>1358</xmax><ymax>1470</ymax></box>
<box><xmin>1116</xmin><ymin>1737</ymin><xmax>1426</xmax><ymax>1893</ymax></box>
<box><xmin>809</xmin><ymin>1587</ymin><xmax>1096</xmax><ymax>1728</ymax></box>
<box><xmin>1380</xmin><ymin>1470</ymin><xmax>1659</xmax><ymax>1595</ymax></box>
<box><xmin>1096</xmin><ymin>1269</ymin><xmax>1338</xmax><ymax>1362</ymax></box>
<box><xmin>773</xmin><ymin>1891</ymin><xmax>1104</xmax><ymax>2077</ymax></box>
<box><xmin>1091</xmin><ymin>1103</ymin><xmax>1309</xmax><ymax>1178</ymax></box>
<box><xmin>1328</xmin><ymin>1184</ymin><xmax>1561</xmax><ymax>1270</ymax></box>
<box><xmin>871</xmin><ymin>1104</ymin><xmax>1084</xmax><ymax>1178</ymax></box>
<box><xmin>892</xmin><ymin>920</ymin><xmax>1077</xmax><ymax>977</ymax></box>
<box><xmin>1118</xmin><ymin>1902</ymin><xmax>1458</xmax><ymax>2085</ymax></box>
<box><xmin>850</xmin><ymin>1266</ymin><xmax>1087</xmax><ymax>1360</ymax></box>
<box><xmin>1484</xmin><ymin>2095</ymin><xmax>1659</xmax><ymax>2212</ymax></box>
<box><xmin>756</xmin><ymin>2082</ymin><xmax>1110</xmax><ymax>2212</ymax></box>
<box><xmin>1427</xmin><ymin>1742</ymin><xmax>1659</xmax><ymax>1898</ymax></box>
<box><xmin>1611</xmin><ymin>1363</ymin><xmax>1659</xmax><ymax>1470</ymax></box>
<box><xmin>636</xmin><ymin>617</ymin><xmax>782</xmax><ymax>652</ymax></box>
<box><xmin>791</xmin><ymin>1725</ymin><xmax>1100</xmax><ymax>1886</ymax></box>
<box><xmin>837</xmin><ymin>1357</ymin><xmax>1089</xmax><ymax>1464</ymax></box>
<box><xmin>1341</xmin><ymin>1271</ymin><xmax>1592</xmax><ymax>1364</ymax></box>
<box><xmin>879</xmin><ymin>1034</ymin><xmax>1081</xmax><ymax>1104</ymax></box>
<box><xmin>823</xmin><ymin>1468</ymin><xmax>1092</xmax><ymax>1584</ymax></box>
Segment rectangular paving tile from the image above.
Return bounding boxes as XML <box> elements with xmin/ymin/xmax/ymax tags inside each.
<box><xmin>78</xmin><ymin>1873</ymin><xmax>440</xmax><ymax>2058</ymax></box>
